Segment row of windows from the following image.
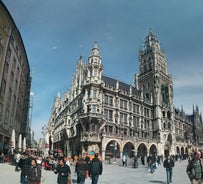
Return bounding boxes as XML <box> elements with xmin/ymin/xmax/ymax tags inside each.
<box><xmin>0</xmin><ymin>102</ymin><xmax>20</xmax><ymax>131</ymax></box>
<box><xmin>86</xmin><ymin>93</ymin><xmax>149</xmax><ymax>117</ymax></box>
<box><xmin>105</xmin><ymin>125</ymin><xmax>152</xmax><ymax>139</ymax></box>
<box><xmin>103</xmin><ymin>108</ymin><xmax>151</xmax><ymax>129</ymax></box>
<box><xmin>104</xmin><ymin>95</ymin><xmax>143</xmax><ymax>114</ymax></box>
<box><xmin>87</xmin><ymin>89</ymin><xmax>97</xmax><ymax>99</ymax></box>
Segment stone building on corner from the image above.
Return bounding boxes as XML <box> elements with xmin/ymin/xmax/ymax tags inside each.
<box><xmin>0</xmin><ymin>1</ymin><xmax>31</xmax><ymax>154</ymax></box>
<box><xmin>47</xmin><ymin>31</ymin><xmax>203</xmax><ymax>160</ymax></box>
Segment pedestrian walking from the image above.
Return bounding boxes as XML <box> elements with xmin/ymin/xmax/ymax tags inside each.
<box><xmin>85</xmin><ymin>153</ymin><xmax>91</xmax><ymax>178</ymax></box>
<box><xmin>66</xmin><ymin>156</ymin><xmax>71</xmax><ymax>167</ymax></box>
<box><xmin>75</xmin><ymin>156</ymin><xmax>89</xmax><ymax>184</ymax></box>
<box><xmin>27</xmin><ymin>158</ymin><xmax>41</xmax><ymax>184</ymax></box>
<box><xmin>141</xmin><ymin>155</ymin><xmax>145</xmax><ymax>165</ymax></box>
<box><xmin>147</xmin><ymin>155</ymin><xmax>155</xmax><ymax>173</ymax></box>
<box><xmin>122</xmin><ymin>154</ymin><xmax>126</xmax><ymax>166</ymax></box>
<box><xmin>186</xmin><ymin>151</ymin><xmax>203</xmax><ymax>184</ymax></box>
<box><xmin>89</xmin><ymin>153</ymin><xmax>103</xmax><ymax>184</ymax></box>
<box><xmin>19</xmin><ymin>152</ymin><xmax>31</xmax><ymax>184</ymax></box>
<box><xmin>163</xmin><ymin>155</ymin><xmax>175</xmax><ymax>184</ymax></box>
<box><xmin>14</xmin><ymin>151</ymin><xmax>21</xmax><ymax>171</ymax></box>
<box><xmin>134</xmin><ymin>155</ymin><xmax>138</xmax><ymax>168</ymax></box>
<box><xmin>54</xmin><ymin>157</ymin><xmax>72</xmax><ymax>184</ymax></box>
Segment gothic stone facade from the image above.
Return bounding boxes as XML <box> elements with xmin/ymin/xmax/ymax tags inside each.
<box><xmin>47</xmin><ymin>32</ymin><xmax>203</xmax><ymax>160</ymax></box>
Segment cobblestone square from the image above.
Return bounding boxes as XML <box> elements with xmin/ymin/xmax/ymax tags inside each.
<box><xmin>0</xmin><ymin>160</ymin><xmax>191</xmax><ymax>184</ymax></box>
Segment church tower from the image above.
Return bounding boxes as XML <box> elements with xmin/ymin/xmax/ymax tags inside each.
<box><xmin>80</xmin><ymin>42</ymin><xmax>105</xmax><ymax>153</ymax></box>
<box><xmin>137</xmin><ymin>31</ymin><xmax>175</xmax><ymax>156</ymax></box>
<box><xmin>84</xmin><ymin>41</ymin><xmax>104</xmax><ymax>114</ymax></box>
<box><xmin>86</xmin><ymin>41</ymin><xmax>103</xmax><ymax>84</ymax></box>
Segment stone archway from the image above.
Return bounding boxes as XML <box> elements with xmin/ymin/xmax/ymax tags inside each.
<box><xmin>137</xmin><ymin>143</ymin><xmax>147</xmax><ymax>157</ymax></box>
<box><xmin>164</xmin><ymin>142</ymin><xmax>170</xmax><ymax>157</ymax></box>
<box><xmin>185</xmin><ymin>147</ymin><xmax>188</xmax><ymax>155</ymax></box>
<box><xmin>164</xmin><ymin>133</ymin><xmax>173</xmax><ymax>157</ymax></box>
<box><xmin>167</xmin><ymin>133</ymin><xmax>172</xmax><ymax>145</ymax></box>
<box><xmin>149</xmin><ymin>144</ymin><xmax>157</xmax><ymax>155</ymax></box>
<box><xmin>123</xmin><ymin>142</ymin><xmax>135</xmax><ymax>158</ymax></box>
<box><xmin>176</xmin><ymin>146</ymin><xmax>180</xmax><ymax>154</ymax></box>
<box><xmin>105</xmin><ymin>140</ymin><xmax>120</xmax><ymax>159</ymax></box>
<box><xmin>181</xmin><ymin>147</ymin><xmax>185</xmax><ymax>154</ymax></box>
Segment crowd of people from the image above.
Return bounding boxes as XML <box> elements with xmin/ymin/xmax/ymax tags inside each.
<box><xmin>9</xmin><ymin>150</ymin><xmax>103</xmax><ymax>184</ymax></box>
<box><xmin>143</xmin><ymin>152</ymin><xmax>203</xmax><ymax>184</ymax></box>
<box><xmin>2</xmin><ymin>149</ymin><xmax>203</xmax><ymax>184</ymax></box>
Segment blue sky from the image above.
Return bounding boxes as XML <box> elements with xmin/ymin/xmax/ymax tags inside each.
<box><xmin>3</xmin><ymin>0</ymin><xmax>203</xmax><ymax>141</ymax></box>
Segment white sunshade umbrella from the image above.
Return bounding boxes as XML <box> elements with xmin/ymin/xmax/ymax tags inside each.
<box><xmin>23</xmin><ymin>137</ymin><xmax>26</xmax><ymax>151</ymax></box>
<box><xmin>11</xmin><ymin>129</ymin><xmax>15</xmax><ymax>148</ymax></box>
<box><xmin>18</xmin><ymin>134</ymin><xmax>22</xmax><ymax>150</ymax></box>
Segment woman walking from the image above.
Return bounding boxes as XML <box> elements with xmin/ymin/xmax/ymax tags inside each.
<box><xmin>27</xmin><ymin>158</ymin><xmax>41</xmax><ymax>184</ymax></box>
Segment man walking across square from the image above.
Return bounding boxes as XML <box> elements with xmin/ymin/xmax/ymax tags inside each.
<box><xmin>163</xmin><ymin>155</ymin><xmax>175</xmax><ymax>183</ymax></box>
<box><xmin>90</xmin><ymin>153</ymin><xmax>103</xmax><ymax>184</ymax></box>
<box><xmin>187</xmin><ymin>151</ymin><xmax>203</xmax><ymax>184</ymax></box>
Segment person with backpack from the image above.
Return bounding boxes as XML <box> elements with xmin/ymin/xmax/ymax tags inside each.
<box><xmin>75</xmin><ymin>155</ymin><xmax>89</xmax><ymax>184</ymax></box>
<box><xmin>89</xmin><ymin>153</ymin><xmax>103</xmax><ymax>184</ymax></box>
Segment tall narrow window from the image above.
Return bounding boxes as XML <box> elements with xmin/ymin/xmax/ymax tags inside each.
<box><xmin>93</xmin><ymin>69</ymin><xmax>97</xmax><ymax>77</ymax></box>
<box><xmin>93</xmin><ymin>90</ymin><xmax>97</xmax><ymax>99</ymax></box>
<box><xmin>92</xmin><ymin>105</ymin><xmax>96</xmax><ymax>113</ymax></box>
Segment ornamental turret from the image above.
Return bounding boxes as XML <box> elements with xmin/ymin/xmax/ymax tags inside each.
<box><xmin>86</xmin><ymin>42</ymin><xmax>103</xmax><ymax>84</ymax></box>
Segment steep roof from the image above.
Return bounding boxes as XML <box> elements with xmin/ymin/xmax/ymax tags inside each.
<box><xmin>102</xmin><ymin>75</ymin><xmax>139</xmax><ymax>95</ymax></box>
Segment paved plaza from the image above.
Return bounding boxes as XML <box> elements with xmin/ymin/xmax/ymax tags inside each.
<box><xmin>0</xmin><ymin>160</ymin><xmax>191</xmax><ymax>184</ymax></box>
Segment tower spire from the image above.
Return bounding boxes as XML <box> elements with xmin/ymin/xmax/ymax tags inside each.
<box><xmin>91</xmin><ymin>41</ymin><xmax>100</xmax><ymax>57</ymax></box>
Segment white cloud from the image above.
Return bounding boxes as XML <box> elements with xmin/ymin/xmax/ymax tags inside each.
<box><xmin>51</xmin><ymin>46</ymin><xmax>60</xmax><ymax>50</ymax></box>
<box><xmin>174</xmin><ymin>75</ymin><xmax>203</xmax><ymax>88</ymax></box>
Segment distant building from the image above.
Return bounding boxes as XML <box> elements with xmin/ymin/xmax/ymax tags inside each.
<box><xmin>47</xmin><ymin>32</ymin><xmax>203</xmax><ymax>160</ymax></box>
<box><xmin>0</xmin><ymin>2</ymin><xmax>31</xmax><ymax>154</ymax></box>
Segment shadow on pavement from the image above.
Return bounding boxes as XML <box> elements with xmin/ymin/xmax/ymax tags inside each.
<box><xmin>149</xmin><ymin>180</ymin><xmax>166</xmax><ymax>184</ymax></box>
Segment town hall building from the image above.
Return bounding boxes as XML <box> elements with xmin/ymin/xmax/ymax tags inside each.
<box><xmin>46</xmin><ymin>31</ymin><xmax>203</xmax><ymax>160</ymax></box>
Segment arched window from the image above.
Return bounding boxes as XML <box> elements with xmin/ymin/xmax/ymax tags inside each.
<box><xmin>167</xmin><ymin>111</ymin><xmax>171</xmax><ymax>120</ymax></box>
<box><xmin>146</xmin><ymin>93</ymin><xmax>149</xmax><ymax>100</ymax></box>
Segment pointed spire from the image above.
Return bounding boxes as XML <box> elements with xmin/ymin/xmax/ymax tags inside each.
<box><xmin>144</xmin><ymin>29</ymin><xmax>160</xmax><ymax>51</ymax></box>
<box><xmin>91</xmin><ymin>41</ymin><xmax>100</xmax><ymax>56</ymax></box>
<box><xmin>77</xmin><ymin>55</ymin><xmax>83</xmax><ymax>65</ymax></box>
<box><xmin>93</xmin><ymin>41</ymin><xmax>98</xmax><ymax>49</ymax></box>
<box><xmin>79</xmin><ymin>55</ymin><xmax>83</xmax><ymax>61</ymax></box>
<box><xmin>57</xmin><ymin>91</ymin><xmax>60</xmax><ymax>98</ymax></box>
<box><xmin>116</xmin><ymin>77</ymin><xmax>119</xmax><ymax>90</ymax></box>
<box><xmin>129</xmin><ymin>84</ymin><xmax>132</xmax><ymax>96</ymax></box>
<box><xmin>196</xmin><ymin>105</ymin><xmax>199</xmax><ymax>113</ymax></box>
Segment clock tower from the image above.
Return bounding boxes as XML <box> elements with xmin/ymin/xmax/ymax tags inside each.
<box><xmin>136</xmin><ymin>31</ymin><xmax>175</xmax><ymax>156</ymax></box>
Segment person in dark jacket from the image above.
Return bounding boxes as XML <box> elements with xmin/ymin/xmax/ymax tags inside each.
<box><xmin>54</xmin><ymin>157</ymin><xmax>71</xmax><ymax>184</ymax></box>
<box><xmin>75</xmin><ymin>156</ymin><xmax>89</xmax><ymax>184</ymax></box>
<box><xmin>19</xmin><ymin>152</ymin><xmax>31</xmax><ymax>184</ymax></box>
<box><xmin>27</xmin><ymin>158</ymin><xmax>41</xmax><ymax>184</ymax></box>
<box><xmin>89</xmin><ymin>153</ymin><xmax>103</xmax><ymax>184</ymax></box>
<box><xmin>163</xmin><ymin>155</ymin><xmax>175</xmax><ymax>184</ymax></box>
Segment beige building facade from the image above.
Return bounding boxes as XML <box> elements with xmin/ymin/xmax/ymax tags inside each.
<box><xmin>47</xmin><ymin>32</ymin><xmax>203</xmax><ymax>160</ymax></box>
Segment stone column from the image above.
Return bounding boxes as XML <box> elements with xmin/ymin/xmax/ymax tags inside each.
<box><xmin>120</xmin><ymin>151</ymin><xmax>123</xmax><ymax>159</ymax></box>
<box><xmin>102</xmin><ymin>149</ymin><xmax>105</xmax><ymax>161</ymax></box>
